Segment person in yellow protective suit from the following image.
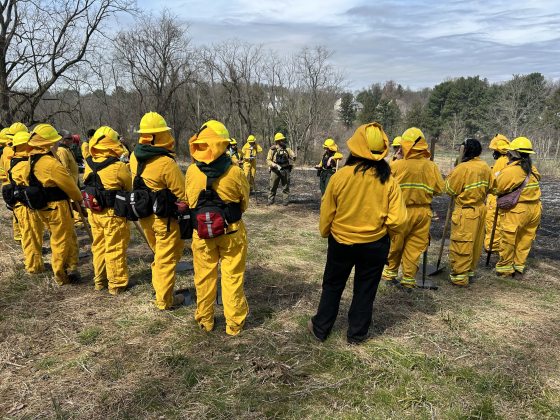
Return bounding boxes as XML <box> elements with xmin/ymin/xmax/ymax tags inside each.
<box><xmin>6</xmin><ymin>131</ymin><xmax>45</xmax><ymax>273</ymax></box>
<box><xmin>484</xmin><ymin>134</ymin><xmax>510</xmax><ymax>252</ymax></box>
<box><xmin>84</xmin><ymin>126</ymin><xmax>133</xmax><ymax>294</ymax></box>
<box><xmin>186</xmin><ymin>120</ymin><xmax>250</xmax><ymax>336</ymax></box>
<box><xmin>391</xmin><ymin>136</ymin><xmax>403</xmax><ymax>161</ymax></box>
<box><xmin>129</xmin><ymin>111</ymin><xmax>186</xmax><ymax>310</ymax></box>
<box><xmin>55</xmin><ymin>131</ymin><xmax>82</xmax><ymax>227</ymax></box>
<box><xmin>267</xmin><ymin>132</ymin><xmax>296</xmax><ymax>205</ymax></box>
<box><xmin>495</xmin><ymin>137</ymin><xmax>541</xmax><ymax>277</ymax></box>
<box><xmin>315</xmin><ymin>138</ymin><xmax>343</xmax><ymax>195</ymax></box>
<box><xmin>28</xmin><ymin>124</ymin><xmax>83</xmax><ymax>285</ymax></box>
<box><xmin>5</xmin><ymin>123</ymin><xmax>29</xmax><ymax>241</ymax></box>
<box><xmin>382</xmin><ymin>127</ymin><xmax>444</xmax><ymax>288</ymax></box>
<box><xmin>226</xmin><ymin>138</ymin><xmax>242</xmax><ymax>167</ymax></box>
<box><xmin>445</xmin><ymin>139</ymin><xmax>494</xmax><ymax>286</ymax></box>
<box><xmin>81</xmin><ymin>128</ymin><xmax>95</xmax><ymax>160</ymax></box>
<box><xmin>309</xmin><ymin>122</ymin><xmax>407</xmax><ymax>344</ymax></box>
<box><xmin>241</xmin><ymin>134</ymin><xmax>262</xmax><ymax>191</ymax></box>
<box><xmin>0</xmin><ymin>127</ymin><xmax>22</xmax><ymax>241</ymax></box>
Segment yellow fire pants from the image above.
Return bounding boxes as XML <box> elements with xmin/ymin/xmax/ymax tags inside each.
<box><xmin>140</xmin><ymin>214</ymin><xmax>184</xmax><ymax>309</ymax></box>
<box><xmin>12</xmin><ymin>214</ymin><xmax>21</xmax><ymax>241</ymax></box>
<box><xmin>89</xmin><ymin>208</ymin><xmax>130</xmax><ymax>294</ymax></box>
<box><xmin>484</xmin><ymin>194</ymin><xmax>501</xmax><ymax>252</ymax></box>
<box><xmin>37</xmin><ymin>200</ymin><xmax>78</xmax><ymax>285</ymax></box>
<box><xmin>243</xmin><ymin>161</ymin><xmax>257</xmax><ymax>191</ymax></box>
<box><xmin>383</xmin><ymin>205</ymin><xmax>431</xmax><ymax>287</ymax></box>
<box><xmin>191</xmin><ymin>223</ymin><xmax>249</xmax><ymax>336</ymax></box>
<box><xmin>14</xmin><ymin>205</ymin><xmax>44</xmax><ymax>273</ymax></box>
<box><xmin>449</xmin><ymin>204</ymin><xmax>486</xmax><ymax>286</ymax></box>
<box><xmin>496</xmin><ymin>201</ymin><xmax>541</xmax><ymax>276</ymax></box>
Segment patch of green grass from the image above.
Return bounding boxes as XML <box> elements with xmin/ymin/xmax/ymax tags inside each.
<box><xmin>37</xmin><ymin>356</ymin><xmax>59</xmax><ymax>370</ymax></box>
<box><xmin>77</xmin><ymin>326</ymin><xmax>102</xmax><ymax>345</ymax></box>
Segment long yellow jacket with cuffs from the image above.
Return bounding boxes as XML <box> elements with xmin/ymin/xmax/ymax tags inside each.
<box><xmin>320</xmin><ymin>123</ymin><xmax>407</xmax><ymax>245</ymax></box>
<box><xmin>446</xmin><ymin>157</ymin><xmax>494</xmax><ymax>207</ymax></box>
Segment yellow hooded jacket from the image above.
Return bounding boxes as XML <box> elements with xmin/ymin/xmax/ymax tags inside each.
<box><xmin>446</xmin><ymin>158</ymin><xmax>494</xmax><ymax>207</ymax></box>
<box><xmin>56</xmin><ymin>146</ymin><xmax>79</xmax><ymax>184</ymax></box>
<box><xmin>27</xmin><ymin>151</ymin><xmax>82</xmax><ymax>202</ymax></box>
<box><xmin>390</xmin><ymin>148</ymin><xmax>444</xmax><ymax>206</ymax></box>
<box><xmin>1</xmin><ymin>146</ymin><xmax>14</xmax><ymax>185</ymax></box>
<box><xmin>83</xmin><ymin>151</ymin><xmax>132</xmax><ymax>192</ymax></box>
<box><xmin>129</xmin><ymin>153</ymin><xmax>185</xmax><ymax>200</ymax></box>
<box><xmin>495</xmin><ymin>161</ymin><xmax>541</xmax><ymax>202</ymax></box>
<box><xmin>320</xmin><ymin>125</ymin><xmax>407</xmax><ymax>245</ymax></box>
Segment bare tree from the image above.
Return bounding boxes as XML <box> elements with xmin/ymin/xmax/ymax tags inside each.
<box><xmin>0</xmin><ymin>0</ymin><xmax>133</xmax><ymax>125</ymax></box>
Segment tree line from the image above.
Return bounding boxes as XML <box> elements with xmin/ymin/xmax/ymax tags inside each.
<box><xmin>1</xmin><ymin>1</ymin><xmax>558</xmax><ymax>162</ymax></box>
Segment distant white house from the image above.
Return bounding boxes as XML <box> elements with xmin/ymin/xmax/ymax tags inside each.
<box><xmin>333</xmin><ymin>97</ymin><xmax>363</xmax><ymax>120</ymax></box>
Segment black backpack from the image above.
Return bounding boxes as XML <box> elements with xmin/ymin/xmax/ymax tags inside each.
<box><xmin>118</xmin><ymin>153</ymin><xmax>177</xmax><ymax>221</ymax></box>
<box><xmin>1</xmin><ymin>157</ymin><xmax>27</xmax><ymax>210</ymax></box>
<box><xmin>20</xmin><ymin>153</ymin><xmax>68</xmax><ymax>210</ymax></box>
<box><xmin>192</xmin><ymin>175</ymin><xmax>242</xmax><ymax>239</ymax></box>
<box><xmin>81</xmin><ymin>156</ymin><xmax>120</xmax><ymax>212</ymax></box>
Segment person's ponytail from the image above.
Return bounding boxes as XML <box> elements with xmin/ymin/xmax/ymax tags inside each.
<box><xmin>345</xmin><ymin>155</ymin><xmax>391</xmax><ymax>184</ymax></box>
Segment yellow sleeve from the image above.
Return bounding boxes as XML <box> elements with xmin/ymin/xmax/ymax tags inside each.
<box><xmin>445</xmin><ymin>167</ymin><xmax>463</xmax><ymax>196</ymax></box>
<box><xmin>385</xmin><ymin>178</ymin><xmax>408</xmax><ymax>235</ymax></box>
<box><xmin>51</xmin><ymin>162</ymin><xmax>82</xmax><ymax>202</ymax></box>
<box><xmin>117</xmin><ymin>162</ymin><xmax>133</xmax><ymax>192</ymax></box>
<box><xmin>319</xmin><ymin>177</ymin><xmax>337</xmax><ymax>238</ymax></box>
<box><xmin>496</xmin><ymin>166</ymin><xmax>525</xmax><ymax>195</ymax></box>
<box><xmin>163</xmin><ymin>158</ymin><xmax>185</xmax><ymax>201</ymax></box>
<box><xmin>238</xmin><ymin>168</ymin><xmax>250</xmax><ymax>212</ymax></box>
<box><xmin>266</xmin><ymin>148</ymin><xmax>276</xmax><ymax>168</ymax></box>
<box><xmin>432</xmin><ymin>163</ymin><xmax>445</xmax><ymax>195</ymax></box>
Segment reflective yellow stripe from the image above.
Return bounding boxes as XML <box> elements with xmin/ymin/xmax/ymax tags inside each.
<box><xmin>464</xmin><ymin>181</ymin><xmax>489</xmax><ymax>191</ymax></box>
<box><xmin>524</xmin><ymin>183</ymin><xmax>540</xmax><ymax>190</ymax></box>
<box><xmin>399</xmin><ymin>183</ymin><xmax>435</xmax><ymax>193</ymax></box>
<box><xmin>445</xmin><ymin>180</ymin><xmax>456</xmax><ymax>195</ymax></box>
<box><xmin>496</xmin><ymin>265</ymin><xmax>514</xmax><ymax>272</ymax></box>
<box><xmin>400</xmin><ymin>277</ymin><xmax>416</xmax><ymax>285</ymax></box>
<box><xmin>450</xmin><ymin>273</ymin><xmax>468</xmax><ymax>280</ymax></box>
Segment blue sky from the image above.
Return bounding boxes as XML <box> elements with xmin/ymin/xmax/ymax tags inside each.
<box><xmin>136</xmin><ymin>0</ymin><xmax>560</xmax><ymax>90</ymax></box>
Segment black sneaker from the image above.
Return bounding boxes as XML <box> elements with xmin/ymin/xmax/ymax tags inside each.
<box><xmin>67</xmin><ymin>272</ymin><xmax>82</xmax><ymax>283</ymax></box>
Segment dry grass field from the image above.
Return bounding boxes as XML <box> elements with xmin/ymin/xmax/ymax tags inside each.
<box><xmin>0</xmin><ymin>166</ymin><xmax>559</xmax><ymax>419</ymax></box>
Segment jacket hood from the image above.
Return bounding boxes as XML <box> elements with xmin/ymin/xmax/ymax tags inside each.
<box><xmin>189</xmin><ymin>127</ymin><xmax>229</xmax><ymax>165</ymax></box>
<box><xmin>346</xmin><ymin>123</ymin><xmax>388</xmax><ymax>161</ymax></box>
<box><xmin>139</xmin><ymin>131</ymin><xmax>175</xmax><ymax>151</ymax></box>
<box><xmin>402</xmin><ymin>137</ymin><xmax>431</xmax><ymax>160</ymax></box>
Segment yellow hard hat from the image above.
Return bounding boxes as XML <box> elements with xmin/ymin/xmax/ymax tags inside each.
<box><xmin>230</xmin><ymin>138</ymin><xmax>237</xmax><ymax>145</ymax></box>
<box><xmin>392</xmin><ymin>136</ymin><xmax>402</xmax><ymax>147</ymax></box>
<box><xmin>508</xmin><ymin>136</ymin><xmax>535</xmax><ymax>154</ymax></box>
<box><xmin>189</xmin><ymin>120</ymin><xmax>230</xmax><ymax>164</ymax></box>
<box><xmin>274</xmin><ymin>132</ymin><xmax>286</xmax><ymax>142</ymax></box>
<box><xmin>12</xmin><ymin>131</ymin><xmax>31</xmax><ymax>147</ymax></box>
<box><xmin>401</xmin><ymin>127</ymin><xmax>425</xmax><ymax>145</ymax></box>
<box><xmin>137</xmin><ymin>112</ymin><xmax>171</xmax><ymax>134</ymax></box>
<box><xmin>247</xmin><ymin>134</ymin><xmax>256</xmax><ymax>143</ymax></box>
<box><xmin>365</xmin><ymin>124</ymin><xmax>385</xmax><ymax>152</ymax></box>
<box><xmin>489</xmin><ymin>134</ymin><xmax>510</xmax><ymax>154</ymax></box>
<box><xmin>0</xmin><ymin>128</ymin><xmax>10</xmax><ymax>145</ymax></box>
<box><xmin>333</xmin><ymin>152</ymin><xmax>343</xmax><ymax>160</ymax></box>
<box><xmin>323</xmin><ymin>138</ymin><xmax>335</xmax><ymax>148</ymax></box>
<box><xmin>7</xmin><ymin>122</ymin><xmax>28</xmax><ymax>137</ymax></box>
<box><xmin>29</xmin><ymin>123</ymin><xmax>62</xmax><ymax>147</ymax></box>
<box><xmin>90</xmin><ymin>126</ymin><xmax>120</xmax><ymax>150</ymax></box>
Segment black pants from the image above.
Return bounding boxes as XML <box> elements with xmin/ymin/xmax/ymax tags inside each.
<box><xmin>312</xmin><ymin>234</ymin><xmax>390</xmax><ymax>343</ymax></box>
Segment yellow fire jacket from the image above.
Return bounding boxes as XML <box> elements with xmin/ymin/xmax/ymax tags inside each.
<box><xmin>185</xmin><ymin>164</ymin><xmax>250</xmax><ymax>233</ymax></box>
<box><xmin>129</xmin><ymin>152</ymin><xmax>185</xmax><ymax>201</ymax></box>
<box><xmin>83</xmin><ymin>152</ymin><xmax>132</xmax><ymax>192</ymax></box>
<box><xmin>390</xmin><ymin>151</ymin><xmax>444</xmax><ymax>206</ymax></box>
<box><xmin>1</xmin><ymin>146</ymin><xmax>14</xmax><ymax>185</ymax></box>
<box><xmin>8</xmin><ymin>148</ymin><xmax>31</xmax><ymax>186</ymax></box>
<box><xmin>241</xmin><ymin>143</ymin><xmax>262</xmax><ymax>162</ymax></box>
<box><xmin>495</xmin><ymin>160</ymin><xmax>541</xmax><ymax>202</ymax></box>
<box><xmin>446</xmin><ymin>157</ymin><xmax>494</xmax><ymax>206</ymax></box>
<box><xmin>56</xmin><ymin>146</ymin><xmax>79</xmax><ymax>184</ymax></box>
<box><xmin>28</xmin><ymin>152</ymin><xmax>82</xmax><ymax>202</ymax></box>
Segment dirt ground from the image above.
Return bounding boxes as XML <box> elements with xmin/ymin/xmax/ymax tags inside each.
<box><xmin>0</xmin><ymin>165</ymin><xmax>559</xmax><ymax>419</ymax></box>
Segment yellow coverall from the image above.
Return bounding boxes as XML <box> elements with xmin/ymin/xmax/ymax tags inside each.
<box><xmin>495</xmin><ymin>162</ymin><xmax>541</xmax><ymax>276</ymax></box>
<box><xmin>241</xmin><ymin>143</ymin><xmax>262</xmax><ymax>190</ymax></box>
<box><xmin>445</xmin><ymin>158</ymin><xmax>494</xmax><ymax>286</ymax></box>
<box><xmin>56</xmin><ymin>145</ymin><xmax>82</xmax><ymax>226</ymax></box>
<box><xmin>484</xmin><ymin>154</ymin><xmax>509</xmax><ymax>251</ymax></box>
<box><xmin>227</xmin><ymin>148</ymin><xmax>242</xmax><ymax>167</ymax></box>
<box><xmin>382</xmin><ymin>150</ymin><xmax>444</xmax><ymax>287</ymax></box>
<box><xmin>30</xmin><ymin>152</ymin><xmax>82</xmax><ymax>285</ymax></box>
<box><xmin>84</xmin><ymin>155</ymin><xmax>132</xmax><ymax>294</ymax></box>
<box><xmin>130</xmin><ymin>152</ymin><xmax>185</xmax><ymax>310</ymax></box>
<box><xmin>9</xmin><ymin>149</ymin><xmax>45</xmax><ymax>273</ymax></box>
<box><xmin>186</xmin><ymin>164</ymin><xmax>250</xmax><ymax>336</ymax></box>
<box><xmin>1</xmin><ymin>146</ymin><xmax>22</xmax><ymax>241</ymax></box>
<box><xmin>81</xmin><ymin>142</ymin><xmax>91</xmax><ymax>160</ymax></box>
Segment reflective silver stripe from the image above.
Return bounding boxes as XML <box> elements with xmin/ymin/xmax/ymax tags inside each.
<box><xmin>205</xmin><ymin>212</ymin><xmax>213</xmax><ymax>237</ymax></box>
<box><xmin>130</xmin><ymin>192</ymin><xmax>141</xmax><ymax>218</ymax></box>
<box><xmin>115</xmin><ymin>194</ymin><xmax>126</xmax><ymax>201</ymax></box>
